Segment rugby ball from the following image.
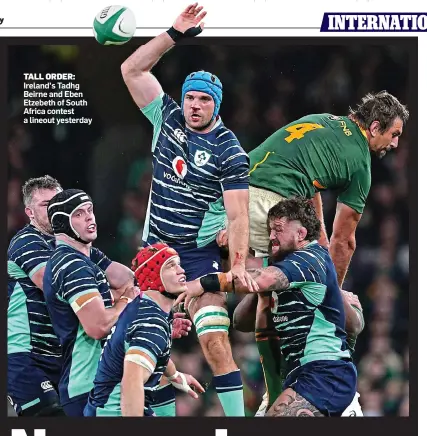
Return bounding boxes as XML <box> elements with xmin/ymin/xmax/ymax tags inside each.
<box><xmin>93</xmin><ymin>5</ymin><xmax>136</xmax><ymax>45</ymax></box>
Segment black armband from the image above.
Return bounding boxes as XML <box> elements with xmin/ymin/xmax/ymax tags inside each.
<box><xmin>200</xmin><ymin>274</ymin><xmax>220</xmax><ymax>293</ymax></box>
<box><xmin>200</xmin><ymin>273</ymin><xmax>234</xmax><ymax>293</ymax></box>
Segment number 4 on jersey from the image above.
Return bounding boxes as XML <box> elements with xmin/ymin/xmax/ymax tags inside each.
<box><xmin>284</xmin><ymin>123</ymin><xmax>324</xmax><ymax>143</ymax></box>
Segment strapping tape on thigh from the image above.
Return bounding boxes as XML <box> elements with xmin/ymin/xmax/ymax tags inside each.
<box><xmin>193</xmin><ymin>305</ymin><xmax>230</xmax><ymax>337</ymax></box>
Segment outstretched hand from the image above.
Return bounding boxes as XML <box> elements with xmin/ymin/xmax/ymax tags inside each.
<box><xmin>173</xmin><ymin>3</ymin><xmax>207</xmax><ymax>34</ymax></box>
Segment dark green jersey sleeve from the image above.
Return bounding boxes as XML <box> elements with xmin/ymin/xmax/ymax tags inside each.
<box><xmin>337</xmin><ymin>165</ymin><xmax>371</xmax><ymax>214</ymax></box>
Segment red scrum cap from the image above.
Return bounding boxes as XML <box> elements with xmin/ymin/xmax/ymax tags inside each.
<box><xmin>131</xmin><ymin>243</ymin><xmax>179</xmax><ymax>293</ymax></box>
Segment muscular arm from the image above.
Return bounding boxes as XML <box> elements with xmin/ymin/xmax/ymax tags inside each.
<box><xmin>311</xmin><ymin>192</ymin><xmax>329</xmax><ymax>249</ymax></box>
<box><xmin>223</xmin><ymin>189</ymin><xmax>250</xmax><ymax>270</ymax></box>
<box><xmin>233</xmin><ymin>267</ymin><xmax>289</xmax><ymax>293</ymax></box>
<box><xmin>105</xmin><ymin>262</ymin><xmax>134</xmax><ymax>289</ymax></box>
<box><xmin>329</xmin><ymin>203</ymin><xmax>361</xmax><ymax>287</ymax></box>
<box><xmin>341</xmin><ymin>290</ymin><xmax>364</xmax><ymax>338</ymax></box>
<box><xmin>105</xmin><ymin>262</ymin><xmax>135</xmax><ymax>301</ymax></box>
<box><xmin>121</xmin><ymin>33</ymin><xmax>173</xmax><ymax>108</ymax></box>
<box><xmin>75</xmin><ymin>295</ymin><xmax>129</xmax><ymax>340</ymax></box>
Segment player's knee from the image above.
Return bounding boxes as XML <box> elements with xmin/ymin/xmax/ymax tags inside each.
<box><xmin>199</xmin><ymin>332</ymin><xmax>233</xmax><ymax>368</ymax></box>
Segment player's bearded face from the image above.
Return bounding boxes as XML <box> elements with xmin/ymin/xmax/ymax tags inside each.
<box><xmin>268</xmin><ymin>218</ymin><xmax>300</xmax><ymax>261</ymax></box>
<box><xmin>27</xmin><ymin>188</ymin><xmax>60</xmax><ymax>234</ymax></box>
<box><xmin>369</xmin><ymin>117</ymin><xmax>403</xmax><ymax>159</ymax></box>
<box><xmin>160</xmin><ymin>258</ymin><xmax>187</xmax><ymax>294</ymax></box>
<box><xmin>70</xmin><ymin>203</ymin><xmax>97</xmax><ymax>243</ymax></box>
<box><xmin>183</xmin><ymin>91</ymin><xmax>215</xmax><ymax>131</ymax></box>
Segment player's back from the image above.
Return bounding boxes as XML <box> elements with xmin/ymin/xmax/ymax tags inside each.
<box><xmin>43</xmin><ymin>242</ymin><xmax>113</xmax><ymax>405</ymax></box>
<box><xmin>141</xmin><ymin>92</ymin><xmax>249</xmax><ymax>248</ymax></box>
<box><xmin>85</xmin><ymin>294</ymin><xmax>173</xmax><ymax>416</ymax></box>
<box><xmin>7</xmin><ymin>224</ymin><xmax>62</xmax><ymax>362</ymax></box>
<box><xmin>272</xmin><ymin>242</ymin><xmax>351</xmax><ymax>376</ymax></box>
<box><xmin>249</xmin><ymin>114</ymin><xmax>371</xmax><ymax>213</ymax></box>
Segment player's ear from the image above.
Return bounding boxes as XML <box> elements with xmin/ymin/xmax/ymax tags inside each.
<box><xmin>369</xmin><ymin>120</ymin><xmax>381</xmax><ymax>137</ymax></box>
<box><xmin>298</xmin><ymin>226</ymin><xmax>307</xmax><ymax>242</ymax></box>
<box><xmin>25</xmin><ymin>206</ymin><xmax>34</xmax><ymax>220</ymax></box>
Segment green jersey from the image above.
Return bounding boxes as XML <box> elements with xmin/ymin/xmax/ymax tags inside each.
<box><xmin>249</xmin><ymin>114</ymin><xmax>371</xmax><ymax>214</ymax></box>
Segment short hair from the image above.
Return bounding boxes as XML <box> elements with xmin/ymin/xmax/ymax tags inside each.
<box><xmin>349</xmin><ymin>90</ymin><xmax>409</xmax><ymax>133</ymax></box>
<box><xmin>267</xmin><ymin>197</ymin><xmax>321</xmax><ymax>242</ymax></box>
<box><xmin>22</xmin><ymin>175</ymin><xmax>62</xmax><ymax>207</ymax></box>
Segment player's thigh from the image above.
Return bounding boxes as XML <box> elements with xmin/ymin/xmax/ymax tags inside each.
<box><xmin>188</xmin><ymin>291</ymin><xmax>233</xmax><ymax>339</ymax></box>
<box><xmin>249</xmin><ymin>185</ymin><xmax>284</xmax><ymax>255</ymax></box>
<box><xmin>174</xmin><ymin>242</ymin><xmax>222</xmax><ymax>282</ymax></box>
<box><xmin>267</xmin><ymin>387</ymin><xmax>324</xmax><ymax>417</ymax></box>
<box><xmin>8</xmin><ymin>353</ymin><xmax>61</xmax><ymax>416</ymax></box>
<box><xmin>282</xmin><ymin>360</ymin><xmax>357</xmax><ymax>417</ymax></box>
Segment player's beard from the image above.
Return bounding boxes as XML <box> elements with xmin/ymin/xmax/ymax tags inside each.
<box><xmin>186</xmin><ymin>114</ymin><xmax>214</xmax><ymax>132</ymax></box>
<box><xmin>33</xmin><ymin>212</ymin><xmax>53</xmax><ymax>235</ymax></box>
<box><xmin>269</xmin><ymin>241</ymin><xmax>298</xmax><ymax>263</ymax></box>
<box><xmin>376</xmin><ymin>150</ymin><xmax>387</xmax><ymax>159</ymax></box>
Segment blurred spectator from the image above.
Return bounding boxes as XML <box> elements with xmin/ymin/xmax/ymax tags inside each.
<box><xmin>7</xmin><ymin>42</ymin><xmax>410</xmax><ymax>416</ymax></box>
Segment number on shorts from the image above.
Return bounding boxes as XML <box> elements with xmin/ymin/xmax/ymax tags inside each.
<box><xmin>284</xmin><ymin>123</ymin><xmax>324</xmax><ymax>143</ymax></box>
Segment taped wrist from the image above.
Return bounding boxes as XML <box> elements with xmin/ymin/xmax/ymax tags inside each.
<box><xmin>200</xmin><ymin>273</ymin><xmax>234</xmax><ymax>293</ymax></box>
<box><xmin>166</xmin><ymin>25</ymin><xmax>203</xmax><ymax>42</ymax></box>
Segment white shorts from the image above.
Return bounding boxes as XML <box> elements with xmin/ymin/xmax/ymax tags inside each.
<box><xmin>248</xmin><ymin>185</ymin><xmax>286</xmax><ymax>257</ymax></box>
<box><xmin>341</xmin><ymin>392</ymin><xmax>364</xmax><ymax>417</ymax></box>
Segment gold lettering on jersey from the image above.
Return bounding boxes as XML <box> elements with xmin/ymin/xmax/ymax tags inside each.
<box><xmin>339</xmin><ymin>120</ymin><xmax>352</xmax><ymax>136</ymax></box>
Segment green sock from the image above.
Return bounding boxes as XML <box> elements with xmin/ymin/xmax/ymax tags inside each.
<box><xmin>151</xmin><ymin>384</ymin><xmax>176</xmax><ymax>416</ymax></box>
<box><xmin>255</xmin><ymin>329</ymin><xmax>283</xmax><ymax>407</ymax></box>
<box><xmin>212</xmin><ymin>370</ymin><xmax>245</xmax><ymax>416</ymax></box>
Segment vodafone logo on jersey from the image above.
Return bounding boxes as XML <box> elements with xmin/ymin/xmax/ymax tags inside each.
<box><xmin>172</xmin><ymin>156</ymin><xmax>188</xmax><ymax>180</ymax></box>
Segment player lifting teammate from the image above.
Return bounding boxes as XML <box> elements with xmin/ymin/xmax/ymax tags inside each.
<box><xmin>226</xmin><ymin>90</ymin><xmax>409</xmax><ymax>413</ymax></box>
<box><xmin>121</xmin><ymin>3</ymin><xmax>255</xmax><ymax>416</ymax></box>
<box><xmin>178</xmin><ymin>198</ymin><xmax>358</xmax><ymax>417</ymax></box>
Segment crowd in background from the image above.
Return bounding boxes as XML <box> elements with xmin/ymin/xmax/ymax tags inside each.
<box><xmin>8</xmin><ymin>41</ymin><xmax>411</xmax><ymax>416</ymax></box>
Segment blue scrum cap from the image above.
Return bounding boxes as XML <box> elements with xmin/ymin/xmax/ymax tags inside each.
<box><xmin>181</xmin><ymin>71</ymin><xmax>223</xmax><ymax>119</ymax></box>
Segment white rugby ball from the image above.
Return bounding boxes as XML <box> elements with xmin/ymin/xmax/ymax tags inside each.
<box><xmin>93</xmin><ymin>5</ymin><xmax>136</xmax><ymax>45</ymax></box>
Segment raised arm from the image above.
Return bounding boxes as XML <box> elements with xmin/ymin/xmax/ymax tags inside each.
<box><xmin>121</xmin><ymin>3</ymin><xmax>206</xmax><ymax>109</ymax></box>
